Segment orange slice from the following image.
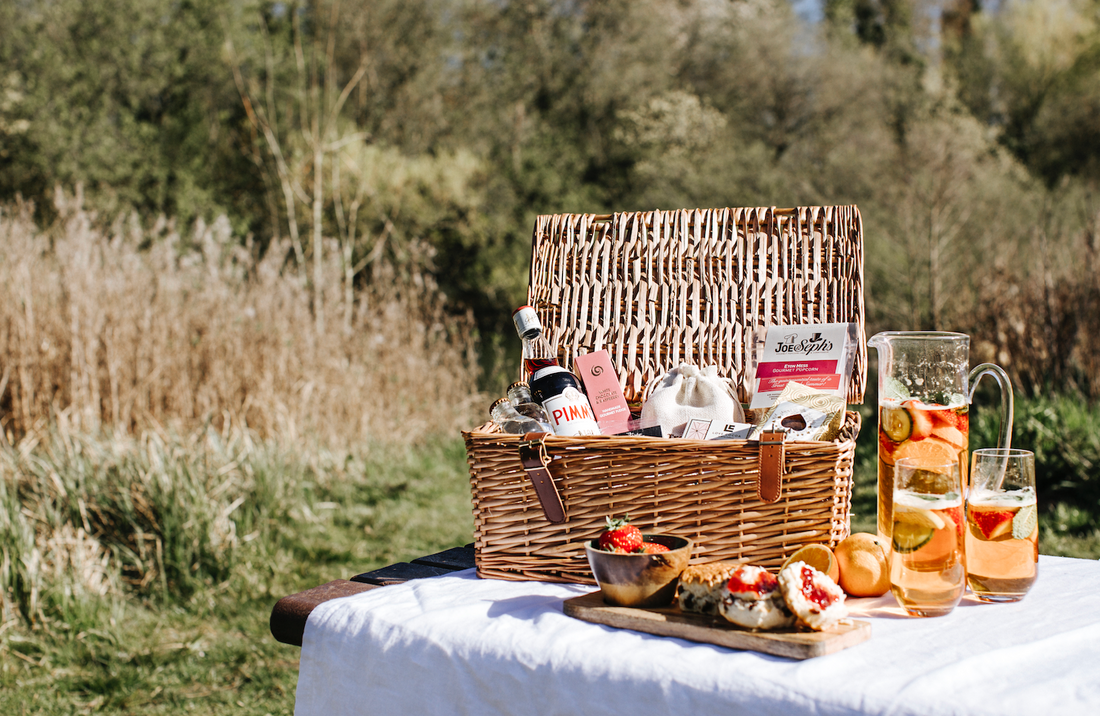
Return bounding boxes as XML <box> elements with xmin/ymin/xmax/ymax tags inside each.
<box><xmin>781</xmin><ymin>543</ymin><xmax>840</xmax><ymax>583</ymax></box>
<box><xmin>930</xmin><ymin>425</ymin><xmax>966</xmax><ymax>449</ymax></box>
<box><xmin>892</xmin><ymin>437</ymin><xmax>959</xmax><ymax>467</ymax></box>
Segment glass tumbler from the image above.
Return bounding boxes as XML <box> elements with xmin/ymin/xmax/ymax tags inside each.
<box><xmin>965</xmin><ymin>448</ymin><xmax>1038</xmax><ymax>602</ymax></box>
<box><xmin>889</xmin><ymin>456</ymin><xmax>966</xmax><ymax>617</ymax></box>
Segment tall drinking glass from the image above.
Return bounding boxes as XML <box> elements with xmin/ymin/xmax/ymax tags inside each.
<box><xmin>966</xmin><ymin>449</ymin><xmax>1039</xmax><ymax>602</ymax></box>
<box><xmin>889</xmin><ymin>456</ymin><xmax>966</xmax><ymax>617</ymax></box>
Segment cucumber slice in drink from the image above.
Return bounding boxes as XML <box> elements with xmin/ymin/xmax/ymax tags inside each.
<box><xmin>882</xmin><ymin>407</ymin><xmax>913</xmax><ymax>442</ymax></box>
<box><xmin>892</xmin><ymin>522</ymin><xmax>935</xmax><ymax>554</ymax></box>
<box><xmin>1012</xmin><ymin>504</ymin><xmax>1038</xmax><ymax>539</ymax></box>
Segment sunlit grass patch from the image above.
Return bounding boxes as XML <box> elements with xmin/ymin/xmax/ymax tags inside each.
<box><xmin>0</xmin><ymin>427</ymin><xmax>474</xmax><ymax>714</ymax></box>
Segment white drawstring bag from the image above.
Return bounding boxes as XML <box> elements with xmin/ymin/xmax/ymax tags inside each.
<box><xmin>641</xmin><ymin>364</ymin><xmax>745</xmax><ymax>438</ymax></box>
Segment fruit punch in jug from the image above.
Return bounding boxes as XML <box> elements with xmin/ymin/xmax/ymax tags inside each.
<box><xmin>878</xmin><ymin>398</ymin><xmax>968</xmax><ymax>543</ymax></box>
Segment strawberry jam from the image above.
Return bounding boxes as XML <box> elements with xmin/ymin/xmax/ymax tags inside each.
<box><xmin>727</xmin><ymin>566</ymin><xmax>778</xmax><ymax>597</ymax></box>
<box><xmin>798</xmin><ymin>565</ymin><xmax>834</xmax><ymax>611</ymax></box>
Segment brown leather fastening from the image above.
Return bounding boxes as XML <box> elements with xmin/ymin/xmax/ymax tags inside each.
<box><xmin>757</xmin><ymin>430</ymin><xmax>786</xmax><ymax>503</ymax></box>
<box><xmin>518</xmin><ymin>433</ymin><xmax>566</xmax><ymax>524</ymax></box>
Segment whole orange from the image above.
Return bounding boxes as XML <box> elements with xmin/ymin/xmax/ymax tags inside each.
<box><xmin>835</xmin><ymin>533</ymin><xmax>890</xmax><ymax>597</ymax></box>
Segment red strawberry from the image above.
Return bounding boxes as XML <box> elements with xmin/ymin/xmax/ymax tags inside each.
<box><xmin>640</xmin><ymin>542</ymin><xmax>669</xmax><ymax>554</ymax></box>
<box><xmin>879</xmin><ymin>430</ymin><xmax>899</xmax><ymax>457</ymax></box>
<box><xmin>598</xmin><ymin>516</ymin><xmax>643</xmax><ymax>553</ymax></box>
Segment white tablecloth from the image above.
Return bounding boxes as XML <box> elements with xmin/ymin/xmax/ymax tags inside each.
<box><xmin>296</xmin><ymin>555</ymin><xmax>1100</xmax><ymax>716</ymax></box>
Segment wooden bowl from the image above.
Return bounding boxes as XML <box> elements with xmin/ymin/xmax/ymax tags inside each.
<box><xmin>584</xmin><ymin>534</ymin><xmax>693</xmax><ymax>608</ymax></box>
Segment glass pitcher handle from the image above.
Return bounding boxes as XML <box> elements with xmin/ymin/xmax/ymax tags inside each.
<box><xmin>968</xmin><ymin>363</ymin><xmax>1014</xmax><ymax>451</ymax></box>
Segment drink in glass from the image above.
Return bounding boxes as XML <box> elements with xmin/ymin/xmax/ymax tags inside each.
<box><xmin>966</xmin><ymin>448</ymin><xmax>1038</xmax><ymax>602</ymax></box>
<box><xmin>889</xmin><ymin>457</ymin><xmax>966</xmax><ymax>617</ymax></box>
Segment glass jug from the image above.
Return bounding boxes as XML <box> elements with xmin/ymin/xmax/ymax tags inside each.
<box><xmin>867</xmin><ymin>332</ymin><xmax>1013</xmax><ymax>543</ymax></box>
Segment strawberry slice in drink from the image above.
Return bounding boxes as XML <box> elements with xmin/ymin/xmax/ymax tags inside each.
<box><xmin>902</xmin><ymin>400</ymin><xmax>934</xmax><ymax>441</ymax></box>
<box><xmin>969</xmin><ymin>506</ymin><xmax>1015</xmax><ymax>541</ymax></box>
<box><xmin>929</xmin><ymin>408</ymin><xmax>960</xmax><ymax>428</ymax></box>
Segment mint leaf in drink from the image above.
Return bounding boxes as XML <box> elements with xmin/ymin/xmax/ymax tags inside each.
<box><xmin>883</xmin><ymin>377</ymin><xmax>910</xmax><ymax>401</ymax></box>
<box><xmin>926</xmin><ymin>389</ymin><xmax>966</xmax><ymax>407</ymax></box>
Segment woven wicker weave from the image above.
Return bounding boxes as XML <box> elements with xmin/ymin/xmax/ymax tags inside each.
<box><xmin>464</xmin><ymin>205</ymin><xmax>866</xmax><ymax>584</ymax></box>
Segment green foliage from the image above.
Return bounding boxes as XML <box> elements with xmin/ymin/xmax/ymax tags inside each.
<box><xmin>944</xmin><ymin>0</ymin><xmax>1100</xmax><ymax>186</ymax></box>
<box><xmin>4</xmin><ymin>0</ymin><xmax>1100</xmax><ymax>392</ymax></box>
<box><xmin>0</xmin><ymin>0</ymin><xmax>261</xmax><ymax>228</ymax></box>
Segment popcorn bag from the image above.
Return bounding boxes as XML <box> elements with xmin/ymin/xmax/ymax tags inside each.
<box><xmin>463</xmin><ymin>206</ymin><xmax>866</xmax><ymax>584</ymax></box>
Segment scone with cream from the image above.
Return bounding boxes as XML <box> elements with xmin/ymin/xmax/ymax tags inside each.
<box><xmin>677</xmin><ymin>562</ymin><xmax>740</xmax><ymax>615</ymax></box>
<box><xmin>718</xmin><ymin>564</ymin><xmax>796</xmax><ymax>630</ymax></box>
<box><xmin>777</xmin><ymin>560</ymin><xmax>847</xmax><ymax>631</ymax></box>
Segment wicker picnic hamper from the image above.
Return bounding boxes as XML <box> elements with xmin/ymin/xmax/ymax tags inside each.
<box><xmin>463</xmin><ymin>205</ymin><xmax>866</xmax><ymax>584</ymax></box>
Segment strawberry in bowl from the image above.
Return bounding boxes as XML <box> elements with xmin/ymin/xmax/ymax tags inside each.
<box><xmin>586</xmin><ymin>516</ymin><xmax>692</xmax><ymax>607</ymax></box>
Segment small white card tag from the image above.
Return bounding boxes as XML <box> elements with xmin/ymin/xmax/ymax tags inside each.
<box><xmin>706</xmin><ymin>422</ymin><xmax>755</xmax><ymax>440</ymax></box>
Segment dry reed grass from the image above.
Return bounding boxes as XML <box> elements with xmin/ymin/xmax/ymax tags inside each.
<box><xmin>0</xmin><ymin>187</ymin><xmax>483</xmax><ymax>445</ymax></box>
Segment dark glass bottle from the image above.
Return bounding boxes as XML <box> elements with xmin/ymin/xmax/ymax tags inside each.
<box><xmin>530</xmin><ymin>366</ymin><xmax>601</xmax><ymax>436</ymax></box>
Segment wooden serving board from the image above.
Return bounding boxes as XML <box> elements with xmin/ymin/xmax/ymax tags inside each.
<box><xmin>563</xmin><ymin>591</ymin><xmax>871</xmax><ymax>660</ymax></box>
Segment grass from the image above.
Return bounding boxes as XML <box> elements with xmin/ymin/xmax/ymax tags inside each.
<box><xmin>0</xmin><ymin>427</ymin><xmax>474</xmax><ymax>715</ymax></box>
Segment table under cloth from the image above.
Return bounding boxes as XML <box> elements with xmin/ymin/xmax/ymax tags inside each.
<box><xmin>295</xmin><ymin>555</ymin><xmax>1100</xmax><ymax>716</ymax></box>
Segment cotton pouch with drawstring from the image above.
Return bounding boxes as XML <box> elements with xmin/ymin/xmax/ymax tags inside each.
<box><xmin>641</xmin><ymin>364</ymin><xmax>745</xmax><ymax>438</ymax></box>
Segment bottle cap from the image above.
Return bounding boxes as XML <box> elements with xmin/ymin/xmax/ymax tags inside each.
<box><xmin>506</xmin><ymin>381</ymin><xmax>529</xmax><ymax>399</ymax></box>
<box><xmin>512</xmin><ymin>306</ymin><xmax>542</xmax><ymax>337</ymax></box>
<box><xmin>489</xmin><ymin>397</ymin><xmax>512</xmax><ymax>414</ymax></box>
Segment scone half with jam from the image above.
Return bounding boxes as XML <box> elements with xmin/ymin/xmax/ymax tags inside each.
<box><xmin>718</xmin><ymin>564</ymin><xmax>796</xmax><ymax>630</ymax></box>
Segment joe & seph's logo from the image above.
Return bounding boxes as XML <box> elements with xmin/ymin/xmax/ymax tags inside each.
<box><xmin>774</xmin><ymin>332</ymin><xmax>834</xmax><ymax>355</ymax></box>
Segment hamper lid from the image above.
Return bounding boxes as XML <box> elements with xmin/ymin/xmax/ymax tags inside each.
<box><xmin>523</xmin><ymin>206</ymin><xmax>866</xmax><ymax>407</ymax></box>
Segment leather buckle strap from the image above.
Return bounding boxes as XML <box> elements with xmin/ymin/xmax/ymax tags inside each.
<box><xmin>757</xmin><ymin>429</ymin><xmax>786</xmax><ymax>503</ymax></box>
<box><xmin>518</xmin><ymin>432</ymin><xmax>566</xmax><ymax>524</ymax></box>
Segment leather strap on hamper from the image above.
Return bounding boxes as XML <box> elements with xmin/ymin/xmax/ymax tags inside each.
<box><xmin>518</xmin><ymin>433</ymin><xmax>566</xmax><ymax>524</ymax></box>
<box><xmin>757</xmin><ymin>430</ymin><xmax>786</xmax><ymax>503</ymax></box>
